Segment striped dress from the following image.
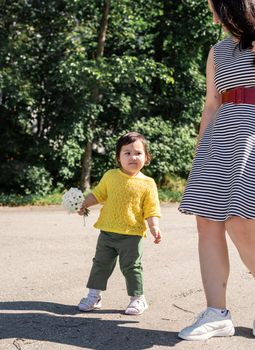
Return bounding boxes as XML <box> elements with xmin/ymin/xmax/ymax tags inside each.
<box><xmin>179</xmin><ymin>36</ymin><xmax>255</xmax><ymax>221</ymax></box>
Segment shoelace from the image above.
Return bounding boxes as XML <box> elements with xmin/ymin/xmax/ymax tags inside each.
<box><xmin>192</xmin><ymin>310</ymin><xmax>208</xmax><ymax>326</ymax></box>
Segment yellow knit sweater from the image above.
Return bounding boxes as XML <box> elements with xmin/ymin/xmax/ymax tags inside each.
<box><xmin>91</xmin><ymin>169</ymin><xmax>161</xmax><ymax>236</ymax></box>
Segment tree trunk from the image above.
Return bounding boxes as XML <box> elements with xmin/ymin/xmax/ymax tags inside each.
<box><xmin>96</xmin><ymin>0</ymin><xmax>110</xmax><ymax>59</ymax></box>
<box><xmin>80</xmin><ymin>0</ymin><xmax>110</xmax><ymax>191</ymax></box>
<box><xmin>153</xmin><ymin>0</ymin><xmax>171</xmax><ymax>95</ymax></box>
<box><xmin>81</xmin><ymin>140</ymin><xmax>93</xmax><ymax>191</ymax></box>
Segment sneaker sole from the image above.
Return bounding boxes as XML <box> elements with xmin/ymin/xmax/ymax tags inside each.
<box><xmin>178</xmin><ymin>325</ymin><xmax>235</xmax><ymax>341</ymax></box>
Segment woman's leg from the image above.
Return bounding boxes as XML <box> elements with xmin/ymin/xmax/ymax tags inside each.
<box><xmin>178</xmin><ymin>217</ymin><xmax>235</xmax><ymax>340</ymax></box>
<box><xmin>225</xmin><ymin>217</ymin><xmax>255</xmax><ymax>278</ymax></box>
<box><xmin>197</xmin><ymin>216</ymin><xmax>229</xmax><ymax>309</ymax></box>
<box><xmin>225</xmin><ymin>217</ymin><xmax>255</xmax><ymax>337</ymax></box>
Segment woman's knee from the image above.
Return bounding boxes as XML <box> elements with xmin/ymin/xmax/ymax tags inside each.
<box><xmin>226</xmin><ymin>217</ymin><xmax>255</xmax><ymax>244</ymax></box>
<box><xmin>196</xmin><ymin>216</ymin><xmax>212</xmax><ymax>235</ymax></box>
<box><xmin>196</xmin><ymin>216</ymin><xmax>225</xmax><ymax>239</ymax></box>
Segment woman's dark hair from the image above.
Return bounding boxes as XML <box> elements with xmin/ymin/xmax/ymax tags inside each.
<box><xmin>116</xmin><ymin>132</ymin><xmax>152</xmax><ymax>166</ymax></box>
<box><xmin>210</xmin><ymin>0</ymin><xmax>255</xmax><ymax>50</ymax></box>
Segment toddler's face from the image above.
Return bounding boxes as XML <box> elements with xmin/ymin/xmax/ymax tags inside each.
<box><xmin>118</xmin><ymin>140</ymin><xmax>146</xmax><ymax>176</ymax></box>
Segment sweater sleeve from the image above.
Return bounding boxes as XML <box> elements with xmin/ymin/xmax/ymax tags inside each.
<box><xmin>143</xmin><ymin>180</ymin><xmax>161</xmax><ymax>219</ymax></box>
<box><xmin>91</xmin><ymin>172</ymin><xmax>108</xmax><ymax>203</ymax></box>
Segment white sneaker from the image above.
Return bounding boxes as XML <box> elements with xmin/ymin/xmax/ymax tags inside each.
<box><xmin>178</xmin><ymin>308</ymin><xmax>235</xmax><ymax>341</ymax></box>
<box><xmin>78</xmin><ymin>296</ymin><xmax>102</xmax><ymax>312</ymax></box>
<box><xmin>125</xmin><ymin>296</ymin><xmax>148</xmax><ymax>315</ymax></box>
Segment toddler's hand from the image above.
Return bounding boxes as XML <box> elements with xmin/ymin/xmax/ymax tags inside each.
<box><xmin>78</xmin><ymin>201</ymin><xmax>86</xmax><ymax>216</ymax></box>
<box><xmin>150</xmin><ymin>226</ymin><xmax>162</xmax><ymax>244</ymax></box>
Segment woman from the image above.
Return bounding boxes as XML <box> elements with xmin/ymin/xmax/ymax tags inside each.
<box><xmin>178</xmin><ymin>0</ymin><xmax>255</xmax><ymax>341</ymax></box>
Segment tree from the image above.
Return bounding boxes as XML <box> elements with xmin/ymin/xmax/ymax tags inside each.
<box><xmin>0</xmin><ymin>0</ymin><xmax>221</xmax><ymax>195</ymax></box>
<box><xmin>80</xmin><ymin>0</ymin><xmax>110</xmax><ymax>191</ymax></box>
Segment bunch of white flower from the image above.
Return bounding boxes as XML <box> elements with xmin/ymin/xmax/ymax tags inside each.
<box><xmin>62</xmin><ymin>187</ymin><xmax>85</xmax><ymax>213</ymax></box>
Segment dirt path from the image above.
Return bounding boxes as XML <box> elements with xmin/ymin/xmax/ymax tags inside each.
<box><xmin>0</xmin><ymin>204</ymin><xmax>254</xmax><ymax>350</ymax></box>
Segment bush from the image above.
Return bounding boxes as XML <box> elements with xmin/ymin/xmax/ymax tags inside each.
<box><xmin>0</xmin><ymin>162</ymin><xmax>53</xmax><ymax>196</ymax></box>
<box><xmin>91</xmin><ymin>116</ymin><xmax>195</xmax><ymax>184</ymax></box>
<box><xmin>133</xmin><ymin>117</ymin><xmax>196</xmax><ymax>182</ymax></box>
<box><xmin>20</xmin><ymin>165</ymin><xmax>53</xmax><ymax>195</ymax></box>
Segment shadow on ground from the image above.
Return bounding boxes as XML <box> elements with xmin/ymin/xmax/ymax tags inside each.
<box><xmin>0</xmin><ymin>302</ymin><xmax>253</xmax><ymax>349</ymax></box>
<box><xmin>0</xmin><ymin>301</ymin><xmax>181</xmax><ymax>349</ymax></box>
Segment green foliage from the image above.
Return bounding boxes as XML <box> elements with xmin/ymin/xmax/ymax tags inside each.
<box><xmin>161</xmin><ymin>173</ymin><xmax>187</xmax><ymax>193</ymax></box>
<box><xmin>132</xmin><ymin>117</ymin><xmax>196</xmax><ymax>181</ymax></box>
<box><xmin>158</xmin><ymin>188</ymin><xmax>183</xmax><ymax>203</ymax></box>
<box><xmin>0</xmin><ymin>0</ymin><xmax>222</xmax><ymax>197</ymax></box>
<box><xmin>0</xmin><ymin>191</ymin><xmax>62</xmax><ymax>206</ymax></box>
<box><xmin>90</xmin><ymin>117</ymin><xmax>196</xmax><ymax>184</ymax></box>
<box><xmin>20</xmin><ymin>165</ymin><xmax>53</xmax><ymax>195</ymax></box>
<box><xmin>0</xmin><ymin>182</ymin><xmax>184</xmax><ymax>206</ymax></box>
<box><xmin>158</xmin><ymin>173</ymin><xmax>186</xmax><ymax>202</ymax></box>
<box><xmin>0</xmin><ymin>162</ymin><xmax>53</xmax><ymax>195</ymax></box>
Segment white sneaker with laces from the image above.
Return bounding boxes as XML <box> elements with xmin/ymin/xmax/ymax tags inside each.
<box><xmin>125</xmin><ymin>296</ymin><xmax>148</xmax><ymax>315</ymax></box>
<box><xmin>178</xmin><ymin>308</ymin><xmax>235</xmax><ymax>341</ymax></box>
<box><xmin>78</xmin><ymin>296</ymin><xmax>102</xmax><ymax>312</ymax></box>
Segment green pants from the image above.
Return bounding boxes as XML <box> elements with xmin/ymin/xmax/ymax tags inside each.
<box><xmin>87</xmin><ymin>231</ymin><xmax>143</xmax><ymax>296</ymax></box>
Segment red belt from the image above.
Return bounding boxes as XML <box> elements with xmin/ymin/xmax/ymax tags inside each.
<box><xmin>221</xmin><ymin>86</ymin><xmax>255</xmax><ymax>104</ymax></box>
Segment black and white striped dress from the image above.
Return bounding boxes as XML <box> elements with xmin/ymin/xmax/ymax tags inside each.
<box><xmin>179</xmin><ymin>36</ymin><xmax>255</xmax><ymax>221</ymax></box>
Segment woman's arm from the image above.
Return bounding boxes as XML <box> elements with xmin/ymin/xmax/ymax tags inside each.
<box><xmin>196</xmin><ymin>47</ymin><xmax>221</xmax><ymax>148</ymax></box>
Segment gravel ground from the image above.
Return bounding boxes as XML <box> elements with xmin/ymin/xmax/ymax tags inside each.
<box><xmin>0</xmin><ymin>204</ymin><xmax>254</xmax><ymax>350</ymax></box>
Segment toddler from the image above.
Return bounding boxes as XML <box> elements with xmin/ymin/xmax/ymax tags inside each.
<box><xmin>78</xmin><ymin>131</ymin><xmax>162</xmax><ymax>315</ymax></box>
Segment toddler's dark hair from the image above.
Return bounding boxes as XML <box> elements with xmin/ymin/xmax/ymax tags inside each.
<box><xmin>116</xmin><ymin>132</ymin><xmax>152</xmax><ymax>166</ymax></box>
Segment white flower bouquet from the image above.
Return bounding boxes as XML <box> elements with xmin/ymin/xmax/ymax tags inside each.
<box><xmin>62</xmin><ymin>187</ymin><xmax>89</xmax><ymax>217</ymax></box>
